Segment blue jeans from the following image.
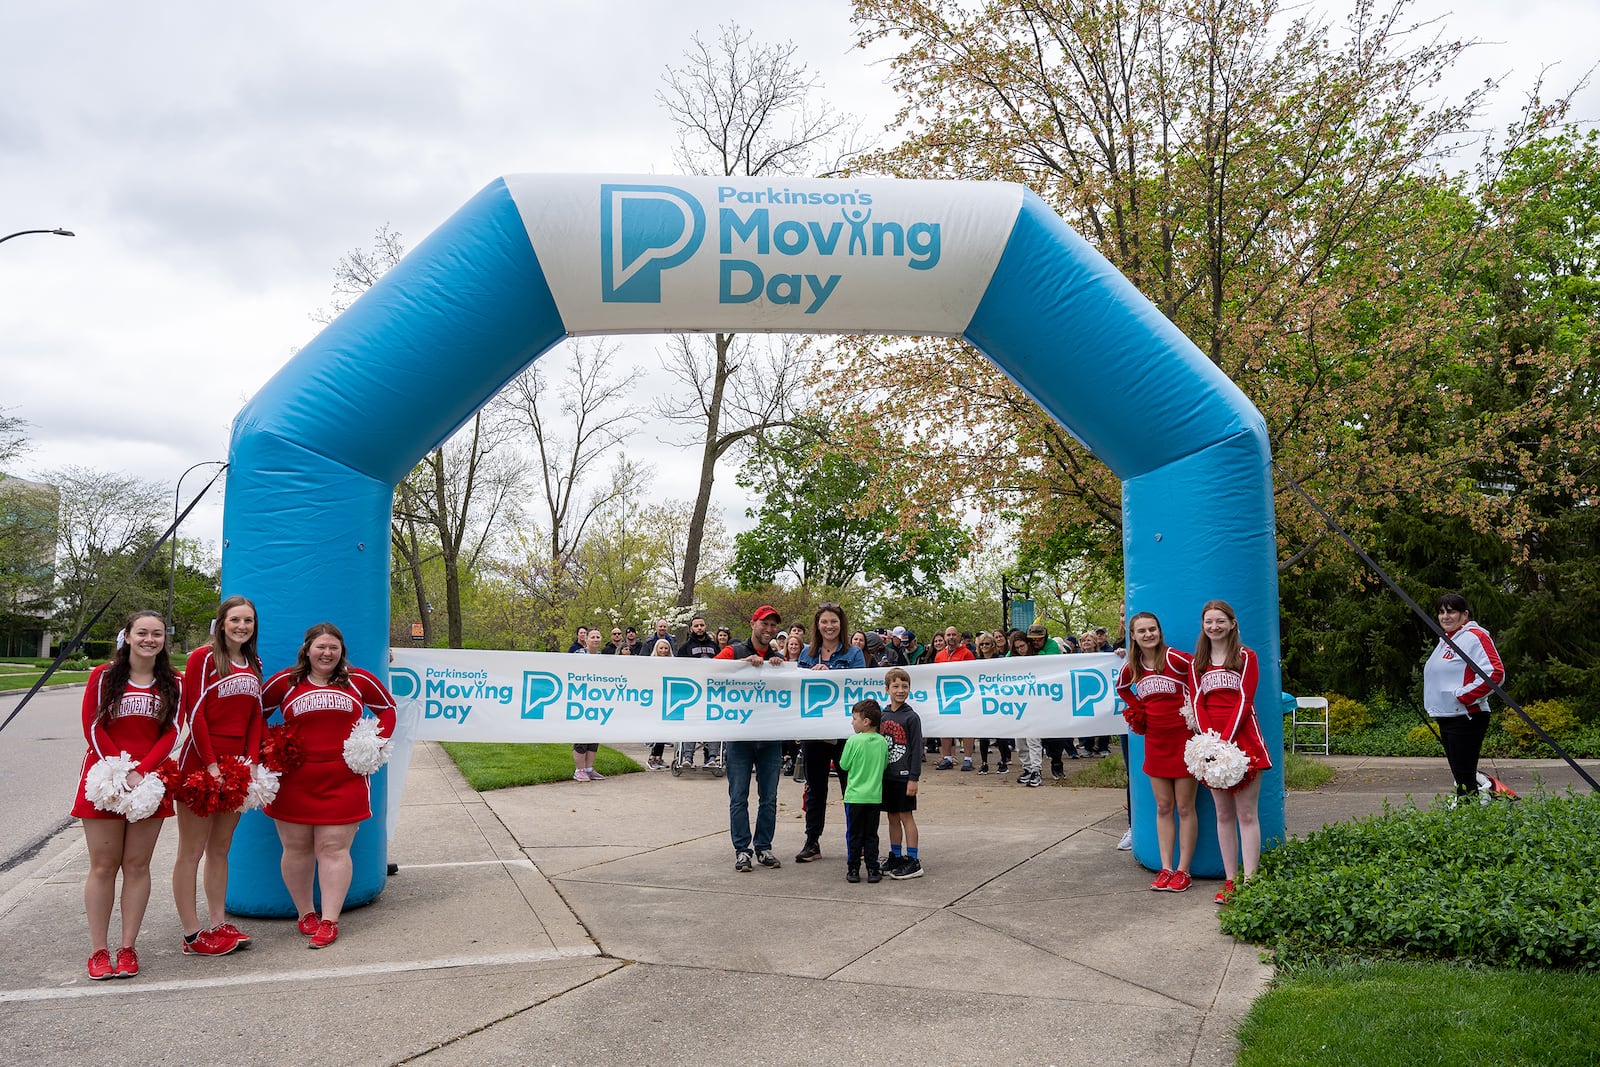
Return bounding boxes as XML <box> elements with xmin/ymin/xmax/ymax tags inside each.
<box><xmin>725</xmin><ymin>740</ymin><xmax>783</xmax><ymax>854</ymax></box>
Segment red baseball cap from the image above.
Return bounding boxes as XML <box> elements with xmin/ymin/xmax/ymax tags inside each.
<box><xmin>751</xmin><ymin>605</ymin><xmax>781</xmax><ymax>623</ymax></box>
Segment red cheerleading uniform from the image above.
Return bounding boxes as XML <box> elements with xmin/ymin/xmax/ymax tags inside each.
<box><xmin>176</xmin><ymin>646</ymin><xmax>264</xmax><ymax>775</ymax></box>
<box><xmin>1188</xmin><ymin>647</ymin><xmax>1273</xmax><ymax>784</ymax></box>
<box><xmin>71</xmin><ymin>664</ymin><xmax>180</xmax><ymax>820</ymax></box>
<box><xmin>260</xmin><ymin>667</ymin><xmax>396</xmax><ymax>825</ymax></box>
<box><xmin>1116</xmin><ymin>648</ymin><xmax>1196</xmax><ymax>779</ymax></box>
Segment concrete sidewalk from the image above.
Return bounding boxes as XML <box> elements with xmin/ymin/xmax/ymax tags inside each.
<box><xmin>0</xmin><ymin>747</ymin><xmax>1593</xmax><ymax>1065</ymax></box>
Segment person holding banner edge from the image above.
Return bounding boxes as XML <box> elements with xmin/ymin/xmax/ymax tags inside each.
<box><xmin>794</xmin><ymin>603</ymin><xmax>866</xmax><ymax>864</ymax></box>
<box><xmin>715</xmin><ymin>605</ymin><xmax>788</xmax><ymax>873</ymax></box>
<box><xmin>1115</xmin><ymin>611</ymin><xmax>1197</xmax><ymax>893</ymax></box>
<box><xmin>260</xmin><ymin>623</ymin><xmax>397</xmax><ymax>948</ymax></box>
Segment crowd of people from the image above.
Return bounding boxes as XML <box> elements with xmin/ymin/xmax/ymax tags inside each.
<box><xmin>72</xmin><ymin>600</ymin><xmax>395</xmax><ymax>980</ymax></box>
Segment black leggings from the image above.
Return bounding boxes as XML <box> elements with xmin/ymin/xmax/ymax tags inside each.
<box><xmin>1438</xmin><ymin>712</ymin><xmax>1490</xmax><ymax>794</ymax></box>
<box><xmin>979</xmin><ymin>738</ymin><xmax>1013</xmax><ymax>764</ymax></box>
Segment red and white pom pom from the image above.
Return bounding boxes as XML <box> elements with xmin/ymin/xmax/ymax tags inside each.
<box><xmin>244</xmin><ymin>760</ymin><xmax>281</xmax><ymax>811</ymax></box>
<box><xmin>342</xmin><ymin>716</ymin><xmax>392</xmax><ymax>776</ymax></box>
<box><xmin>84</xmin><ymin>753</ymin><xmax>138</xmax><ymax>812</ymax></box>
<box><xmin>119</xmin><ymin>771</ymin><xmax>167</xmax><ymax>822</ymax></box>
<box><xmin>1183</xmin><ymin>730</ymin><xmax>1251</xmax><ymax>789</ymax></box>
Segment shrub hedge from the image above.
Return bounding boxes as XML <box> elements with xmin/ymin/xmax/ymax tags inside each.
<box><xmin>1221</xmin><ymin>793</ymin><xmax>1600</xmax><ymax>971</ymax></box>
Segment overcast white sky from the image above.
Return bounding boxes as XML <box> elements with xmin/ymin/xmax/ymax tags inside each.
<box><xmin>1</xmin><ymin>0</ymin><xmax>1594</xmax><ymax>557</ymax></box>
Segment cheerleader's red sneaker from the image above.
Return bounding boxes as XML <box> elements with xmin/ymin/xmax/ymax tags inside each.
<box><xmin>114</xmin><ymin>946</ymin><xmax>140</xmax><ymax>977</ymax></box>
<box><xmin>297</xmin><ymin>911</ymin><xmax>321</xmax><ymax>936</ymax></box>
<box><xmin>87</xmin><ymin>949</ymin><xmax>115</xmax><ymax>980</ymax></box>
<box><xmin>308</xmin><ymin>918</ymin><xmax>339</xmax><ymax>949</ymax></box>
<box><xmin>212</xmin><ymin>922</ymin><xmax>251</xmax><ymax>947</ymax></box>
<box><xmin>183</xmin><ymin>928</ymin><xmax>238</xmax><ymax>956</ymax></box>
<box><xmin>1150</xmin><ymin>869</ymin><xmax>1174</xmax><ymax>891</ymax></box>
<box><xmin>1213</xmin><ymin>879</ymin><xmax>1235</xmax><ymax>905</ymax></box>
<box><xmin>1166</xmin><ymin>870</ymin><xmax>1193</xmax><ymax>893</ymax></box>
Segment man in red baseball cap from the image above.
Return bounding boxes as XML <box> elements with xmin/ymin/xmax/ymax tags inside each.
<box><xmin>715</xmin><ymin>606</ymin><xmax>786</xmax><ymax>872</ymax></box>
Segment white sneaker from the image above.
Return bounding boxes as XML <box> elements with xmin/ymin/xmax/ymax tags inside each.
<box><xmin>1116</xmin><ymin>828</ymin><xmax>1133</xmax><ymax>851</ymax></box>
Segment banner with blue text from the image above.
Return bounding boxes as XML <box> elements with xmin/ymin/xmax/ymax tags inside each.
<box><xmin>391</xmin><ymin>648</ymin><xmax>1127</xmax><ymax>743</ymax></box>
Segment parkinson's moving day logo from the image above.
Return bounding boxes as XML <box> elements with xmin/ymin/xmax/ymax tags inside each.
<box><xmin>600</xmin><ymin>182</ymin><xmax>942</xmax><ymax>314</ymax></box>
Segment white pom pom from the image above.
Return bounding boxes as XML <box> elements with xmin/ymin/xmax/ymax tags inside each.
<box><xmin>1180</xmin><ymin>702</ymin><xmax>1199</xmax><ymax>733</ymax></box>
<box><xmin>119</xmin><ymin>772</ymin><xmax>167</xmax><ymax>822</ymax></box>
<box><xmin>84</xmin><ymin>753</ymin><xmax>137</xmax><ymax>812</ymax></box>
<box><xmin>342</xmin><ymin>716</ymin><xmax>392</xmax><ymax>776</ymax></box>
<box><xmin>244</xmin><ymin>760</ymin><xmax>280</xmax><ymax>811</ymax></box>
<box><xmin>1183</xmin><ymin>730</ymin><xmax>1251</xmax><ymax>789</ymax></box>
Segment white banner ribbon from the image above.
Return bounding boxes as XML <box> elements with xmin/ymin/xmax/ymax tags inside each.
<box><xmin>391</xmin><ymin>648</ymin><xmax>1127</xmax><ymax>743</ymax></box>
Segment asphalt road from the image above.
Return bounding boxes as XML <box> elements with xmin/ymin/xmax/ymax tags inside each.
<box><xmin>0</xmin><ymin>686</ymin><xmax>86</xmax><ymax>870</ymax></box>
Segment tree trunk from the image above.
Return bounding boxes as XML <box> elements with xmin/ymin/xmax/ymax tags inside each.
<box><xmin>676</xmin><ymin>332</ymin><xmax>732</xmax><ymax>608</ymax></box>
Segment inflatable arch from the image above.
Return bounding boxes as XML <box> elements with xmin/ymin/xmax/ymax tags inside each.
<box><xmin>223</xmin><ymin>175</ymin><xmax>1283</xmax><ymax>914</ymax></box>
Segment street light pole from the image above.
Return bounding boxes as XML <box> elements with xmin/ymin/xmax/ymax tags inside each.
<box><xmin>0</xmin><ymin>228</ymin><xmax>75</xmax><ymax>246</ymax></box>
<box><xmin>166</xmin><ymin>460</ymin><xmax>227</xmax><ymax>638</ymax></box>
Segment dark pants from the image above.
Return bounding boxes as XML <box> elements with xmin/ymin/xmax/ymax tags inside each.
<box><xmin>1439</xmin><ymin>712</ymin><xmax>1491</xmax><ymax>794</ymax></box>
<box><xmin>802</xmin><ymin>739</ymin><xmax>846</xmax><ymax>846</ymax></box>
<box><xmin>979</xmin><ymin>738</ymin><xmax>1013</xmax><ymax>764</ymax></box>
<box><xmin>846</xmin><ymin>801</ymin><xmax>881</xmax><ymax>873</ymax></box>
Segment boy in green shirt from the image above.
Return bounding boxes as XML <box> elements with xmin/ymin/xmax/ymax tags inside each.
<box><xmin>838</xmin><ymin>699</ymin><xmax>890</xmax><ymax>883</ymax></box>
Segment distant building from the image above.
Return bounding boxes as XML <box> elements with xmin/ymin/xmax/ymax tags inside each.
<box><xmin>0</xmin><ymin>475</ymin><xmax>59</xmax><ymax>658</ymax></box>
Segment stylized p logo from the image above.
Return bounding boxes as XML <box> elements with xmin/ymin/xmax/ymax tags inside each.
<box><xmin>1072</xmin><ymin>669</ymin><xmax>1109</xmax><ymax>716</ymax></box>
<box><xmin>388</xmin><ymin>667</ymin><xmax>421</xmax><ymax>701</ymax></box>
<box><xmin>936</xmin><ymin>675</ymin><xmax>974</xmax><ymax>716</ymax></box>
<box><xmin>662</xmin><ymin>677</ymin><xmax>702</xmax><ymax>722</ymax></box>
<box><xmin>522</xmin><ymin>671</ymin><xmax>562</xmax><ymax>720</ymax></box>
<box><xmin>800</xmin><ymin>678</ymin><xmax>840</xmax><ymax>719</ymax></box>
<box><xmin>600</xmin><ymin>184</ymin><xmax>705</xmax><ymax>303</ymax></box>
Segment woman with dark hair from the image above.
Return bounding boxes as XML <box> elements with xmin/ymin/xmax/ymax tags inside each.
<box><xmin>73</xmin><ymin>610</ymin><xmax>182</xmax><ymax>980</ymax></box>
<box><xmin>1424</xmin><ymin>592</ymin><xmax>1505</xmax><ymax>804</ymax></box>
<box><xmin>1116</xmin><ymin>612</ymin><xmax>1198</xmax><ymax>892</ymax></box>
<box><xmin>1189</xmin><ymin>600</ymin><xmax>1270</xmax><ymax>904</ymax></box>
<box><xmin>260</xmin><ymin>622</ymin><xmax>396</xmax><ymax>949</ymax></box>
<box><xmin>794</xmin><ymin>603</ymin><xmax>867</xmax><ymax>863</ymax></box>
<box><xmin>172</xmin><ymin>595</ymin><xmax>264</xmax><ymax>956</ymax></box>
<box><xmin>1006</xmin><ymin>629</ymin><xmax>1047</xmax><ymax>786</ymax></box>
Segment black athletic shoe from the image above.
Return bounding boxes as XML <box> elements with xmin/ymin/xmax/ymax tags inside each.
<box><xmin>846</xmin><ymin>869</ymin><xmax>861</xmax><ymax>883</ymax></box>
<box><xmin>795</xmin><ymin>841</ymin><xmax>822</xmax><ymax>863</ymax></box>
<box><xmin>888</xmin><ymin>857</ymin><xmax>924</xmax><ymax>879</ymax></box>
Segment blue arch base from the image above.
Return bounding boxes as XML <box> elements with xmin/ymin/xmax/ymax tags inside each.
<box><xmin>223</xmin><ymin>174</ymin><xmax>1281</xmax><ymax>912</ymax></box>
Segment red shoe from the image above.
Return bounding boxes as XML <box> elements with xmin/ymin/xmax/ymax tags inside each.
<box><xmin>183</xmin><ymin>928</ymin><xmax>238</xmax><ymax>956</ymax></box>
<box><xmin>87</xmin><ymin>949</ymin><xmax>115</xmax><ymax>980</ymax></box>
<box><xmin>297</xmin><ymin>911</ymin><xmax>322</xmax><ymax>936</ymax></box>
<box><xmin>1166</xmin><ymin>870</ymin><xmax>1193</xmax><ymax>893</ymax></box>
<box><xmin>308</xmin><ymin>918</ymin><xmax>339</xmax><ymax>949</ymax></box>
<box><xmin>1150</xmin><ymin>869</ymin><xmax>1174</xmax><ymax>891</ymax></box>
<box><xmin>1213</xmin><ymin>879</ymin><xmax>1235</xmax><ymax>905</ymax></box>
<box><xmin>114</xmin><ymin>946</ymin><xmax>140</xmax><ymax>977</ymax></box>
<box><xmin>212</xmin><ymin>921</ymin><xmax>251</xmax><ymax>947</ymax></box>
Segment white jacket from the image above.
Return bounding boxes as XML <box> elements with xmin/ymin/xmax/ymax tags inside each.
<box><xmin>1422</xmin><ymin>622</ymin><xmax>1504</xmax><ymax>718</ymax></box>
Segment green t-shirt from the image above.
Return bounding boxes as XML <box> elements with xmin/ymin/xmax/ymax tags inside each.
<box><xmin>839</xmin><ymin>731</ymin><xmax>889</xmax><ymax>804</ymax></box>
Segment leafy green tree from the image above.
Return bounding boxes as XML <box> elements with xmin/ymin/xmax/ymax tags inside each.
<box><xmin>731</xmin><ymin>417</ymin><xmax>969</xmax><ymax>595</ymax></box>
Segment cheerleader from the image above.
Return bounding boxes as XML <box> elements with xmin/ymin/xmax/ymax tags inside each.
<box><xmin>260</xmin><ymin>622</ymin><xmax>395</xmax><ymax>949</ymax></box>
<box><xmin>72</xmin><ymin>610</ymin><xmax>181</xmax><ymax>980</ymax></box>
<box><xmin>1188</xmin><ymin>600</ymin><xmax>1271</xmax><ymax>904</ymax></box>
<box><xmin>171</xmin><ymin>596</ymin><xmax>264</xmax><ymax>956</ymax></box>
<box><xmin>1116</xmin><ymin>612</ymin><xmax>1198</xmax><ymax>893</ymax></box>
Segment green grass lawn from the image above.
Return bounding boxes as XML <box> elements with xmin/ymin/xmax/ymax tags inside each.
<box><xmin>1238</xmin><ymin>960</ymin><xmax>1600</xmax><ymax>1066</ymax></box>
<box><xmin>439</xmin><ymin>742</ymin><xmax>642</xmax><ymax>790</ymax></box>
<box><xmin>0</xmin><ymin>670</ymin><xmax>92</xmax><ymax>692</ymax></box>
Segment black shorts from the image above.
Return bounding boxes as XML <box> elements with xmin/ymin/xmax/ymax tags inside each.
<box><xmin>882</xmin><ymin>778</ymin><xmax>917</xmax><ymax>814</ymax></box>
